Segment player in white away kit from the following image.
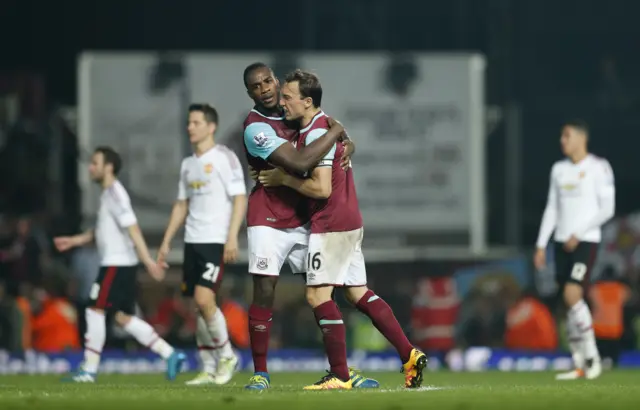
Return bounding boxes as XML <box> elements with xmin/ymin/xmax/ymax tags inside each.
<box><xmin>534</xmin><ymin>120</ymin><xmax>615</xmax><ymax>380</ymax></box>
<box><xmin>55</xmin><ymin>147</ymin><xmax>186</xmax><ymax>383</ymax></box>
<box><xmin>158</xmin><ymin>104</ymin><xmax>247</xmax><ymax>385</ymax></box>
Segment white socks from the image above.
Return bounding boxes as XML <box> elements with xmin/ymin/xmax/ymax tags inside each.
<box><xmin>123</xmin><ymin>316</ymin><xmax>175</xmax><ymax>360</ymax></box>
<box><xmin>565</xmin><ymin>312</ymin><xmax>585</xmax><ymax>368</ymax></box>
<box><xmin>196</xmin><ymin>315</ymin><xmax>217</xmax><ymax>374</ymax></box>
<box><xmin>83</xmin><ymin>309</ymin><xmax>106</xmax><ymax>373</ymax></box>
<box><xmin>206</xmin><ymin>308</ymin><xmax>235</xmax><ymax>360</ymax></box>
<box><xmin>568</xmin><ymin>300</ymin><xmax>600</xmax><ymax>364</ymax></box>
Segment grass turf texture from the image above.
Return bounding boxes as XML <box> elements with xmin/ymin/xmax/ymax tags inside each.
<box><xmin>0</xmin><ymin>371</ymin><xmax>638</xmax><ymax>409</ymax></box>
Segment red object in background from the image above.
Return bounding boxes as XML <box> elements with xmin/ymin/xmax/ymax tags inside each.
<box><xmin>411</xmin><ymin>276</ymin><xmax>460</xmax><ymax>351</ymax></box>
<box><xmin>0</xmin><ymin>72</ymin><xmax>46</xmax><ymax>119</ymax></box>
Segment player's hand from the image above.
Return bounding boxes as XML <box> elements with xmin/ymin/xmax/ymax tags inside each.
<box><xmin>533</xmin><ymin>248</ymin><xmax>546</xmax><ymax>271</ymax></box>
<box><xmin>326</xmin><ymin>117</ymin><xmax>346</xmax><ymax>139</ymax></box>
<box><xmin>224</xmin><ymin>236</ymin><xmax>239</xmax><ymax>263</ymax></box>
<box><xmin>145</xmin><ymin>259</ymin><xmax>166</xmax><ymax>282</ymax></box>
<box><xmin>53</xmin><ymin>236</ymin><xmax>76</xmax><ymax>252</ymax></box>
<box><xmin>341</xmin><ymin>140</ymin><xmax>354</xmax><ymax>170</ymax></box>
<box><xmin>156</xmin><ymin>243</ymin><xmax>170</xmax><ymax>268</ymax></box>
<box><xmin>248</xmin><ymin>165</ymin><xmax>258</xmax><ymax>182</ymax></box>
<box><xmin>564</xmin><ymin>235</ymin><xmax>580</xmax><ymax>252</ymax></box>
<box><xmin>258</xmin><ymin>168</ymin><xmax>286</xmax><ymax>187</ymax></box>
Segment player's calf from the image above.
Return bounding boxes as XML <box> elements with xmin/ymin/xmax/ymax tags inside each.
<box><xmin>115</xmin><ymin>312</ymin><xmax>186</xmax><ymax>381</ymax></box>
<box><xmin>247</xmin><ymin>275</ymin><xmax>278</xmax><ymax>376</ymax></box>
<box><xmin>346</xmin><ymin>287</ymin><xmax>427</xmax><ymax>387</ymax></box>
<box><xmin>308</xmin><ymin>285</ymin><xmax>350</xmax><ymax>382</ymax></box>
<box><xmin>563</xmin><ymin>283</ymin><xmax>601</xmax><ymax>379</ymax></box>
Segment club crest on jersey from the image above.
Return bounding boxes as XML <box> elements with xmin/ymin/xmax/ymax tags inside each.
<box><xmin>204</xmin><ymin>163</ymin><xmax>213</xmax><ymax>174</ymax></box>
<box><xmin>579</xmin><ymin>171</ymin><xmax>585</xmax><ymax>179</ymax></box>
<box><xmin>256</xmin><ymin>257</ymin><xmax>268</xmax><ymax>270</ymax></box>
<box><xmin>254</xmin><ymin>132</ymin><xmax>270</xmax><ymax>148</ymax></box>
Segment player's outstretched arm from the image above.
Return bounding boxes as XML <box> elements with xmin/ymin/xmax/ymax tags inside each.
<box><xmin>53</xmin><ymin>230</ymin><xmax>94</xmax><ymax>252</ymax></box>
<box><xmin>128</xmin><ymin>224</ymin><xmax>165</xmax><ymax>281</ymax></box>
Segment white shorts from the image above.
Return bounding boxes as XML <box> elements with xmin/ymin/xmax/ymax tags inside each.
<box><xmin>247</xmin><ymin>225</ymin><xmax>309</xmax><ymax>276</ymax></box>
<box><xmin>306</xmin><ymin>228</ymin><xmax>366</xmax><ymax>287</ymax></box>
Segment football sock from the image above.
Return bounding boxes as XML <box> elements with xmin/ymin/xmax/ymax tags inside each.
<box><xmin>206</xmin><ymin>308</ymin><xmax>235</xmax><ymax>359</ymax></box>
<box><xmin>123</xmin><ymin>316</ymin><xmax>174</xmax><ymax>360</ymax></box>
<box><xmin>248</xmin><ymin>304</ymin><xmax>272</xmax><ymax>373</ymax></box>
<box><xmin>196</xmin><ymin>315</ymin><xmax>217</xmax><ymax>374</ymax></box>
<box><xmin>565</xmin><ymin>312</ymin><xmax>584</xmax><ymax>368</ymax></box>
<box><xmin>356</xmin><ymin>289</ymin><xmax>414</xmax><ymax>363</ymax></box>
<box><xmin>569</xmin><ymin>299</ymin><xmax>600</xmax><ymax>361</ymax></box>
<box><xmin>83</xmin><ymin>309</ymin><xmax>106</xmax><ymax>373</ymax></box>
<box><xmin>313</xmin><ymin>300</ymin><xmax>349</xmax><ymax>382</ymax></box>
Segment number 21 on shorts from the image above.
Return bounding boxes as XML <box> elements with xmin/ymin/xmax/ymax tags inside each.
<box><xmin>202</xmin><ymin>262</ymin><xmax>221</xmax><ymax>282</ymax></box>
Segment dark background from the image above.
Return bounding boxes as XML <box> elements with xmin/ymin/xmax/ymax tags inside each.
<box><xmin>3</xmin><ymin>0</ymin><xmax>639</xmax><ymax>245</ymax></box>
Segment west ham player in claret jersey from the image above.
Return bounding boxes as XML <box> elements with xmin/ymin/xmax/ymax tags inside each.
<box><xmin>242</xmin><ymin>63</ymin><xmax>374</xmax><ymax>390</ymax></box>
<box><xmin>258</xmin><ymin>70</ymin><xmax>427</xmax><ymax>390</ymax></box>
<box><xmin>55</xmin><ymin>147</ymin><xmax>186</xmax><ymax>383</ymax></box>
<box><xmin>158</xmin><ymin>104</ymin><xmax>247</xmax><ymax>385</ymax></box>
<box><xmin>535</xmin><ymin>120</ymin><xmax>615</xmax><ymax>381</ymax></box>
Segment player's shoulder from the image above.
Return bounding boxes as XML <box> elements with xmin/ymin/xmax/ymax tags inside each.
<box><xmin>302</xmin><ymin>111</ymin><xmax>329</xmax><ymax>133</ymax></box>
<box><xmin>243</xmin><ymin>109</ymin><xmax>284</xmax><ymax>128</ymax></box>
<box><xmin>106</xmin><ymin>180</ymin><xmax>132</xmax><ymax>204</ymax></box>
<box><xmin>588</xmin><ymin>154</ymin><xmax>613</xmax><ymax>169</ymax></box>
<box><xmin>550</xmin><ymin>158</ymin><xmax>570</xmax><ymax>173</ymax></box>
<box><xmin>212</xmin><ymin>144</ymin><xmax>240</xmax><ymax>163</ymax></box>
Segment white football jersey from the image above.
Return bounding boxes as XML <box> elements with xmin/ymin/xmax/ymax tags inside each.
<box><xmin>95</xmin><ymin>180</ymin><xmax>138</xmax><ymax>266</ymax></box>
<box><xmin>178</xmin><ymin>144</ymin><xmax>246</xmax><ymax>244</ymax></box>
<box><xmin>536</xmin><ymin>154</ymin><xmax>615</xmax><ymax>248</ymax></box>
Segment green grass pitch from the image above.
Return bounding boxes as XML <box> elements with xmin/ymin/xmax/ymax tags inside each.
<box><xmin>1</xmin><ymin>371</ymin><xmax>638</xmax><ymax>409</ymax></box>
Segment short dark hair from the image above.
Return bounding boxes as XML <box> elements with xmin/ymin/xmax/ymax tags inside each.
<box><xmin>189</xmin><ymin>103</ymin><xmax>219</xmax><ymax>125</ymax></box>
<box><xmin>564</xmin><ymin>119</ymin><xmax>589</xmax><ymax>135</ymax></box>
<box><xmin>94</xmin><ymin>146</ymin><xmax>122</xmax><ymax>176</ymax></box>
<box><xmin>284</xmin><ymin>69</ymin><xmax>322</xmax><ymax>108</ymax></box>
<box><xmin>243</xmin><ymin>62</ymin><xmax>270</xmax><ymax>88</ymax></box>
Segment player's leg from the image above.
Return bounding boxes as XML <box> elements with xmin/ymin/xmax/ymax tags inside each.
<box><xmin>114</xmin><ymin>311</ymin><xmax>185</xmax><ymax>380</ymax></box>
<box><xmin>342</xmin><ymin>229</ymin><xmax>427</xmax><ymax>388</ymax></box>
<box><xmin>182</xmin><ymin>244</ymin><xmax>216</xmax><ymax>384</ymax></box>
<box><xmin>302</xmin><ymin>232</ymin><xmax>350</xmax><ymax>390</ymax></box>
<box><xmin>63</xmin><ymin>267</ymin><xmax>110</xmax><ymax>382</ymax></box>
<box><xmin>304</xmin><ymin>284</ymin><xmax>352</xmax><ymax>389</ymax></box>
<box><xmin>565</xmin><ymin>242</ymin><xmax>601</xmax><ymax>379</ymax></box>
<box><xmin>112</xmin><ymin>267</ymin><xmax>186</xmax><ymax>381</ymax></box>
<box><xmin>555</xmin><ymin>242</ymin><xmax>600</xmax><ymax>380</ymax></box>
<box><xmin>244</xmin><ymin>226</ymin><xmax>291</xmax><ymax>390</ymax></box>
<box><xmin>191</xmin><ymin>244</ymin><xmax>237</xmax><ymax>385</ymax></box>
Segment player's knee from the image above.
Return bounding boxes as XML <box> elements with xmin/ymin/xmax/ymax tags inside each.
<box><xmin>344</xmin><ymin>286</ymin><xmax>368</xmax><ymax>305</ymax></box>
<box><xmin>564</xmin><ymin>283</ymin><xmax>584</xmax><ymax>307</ymax></box>
<box><xmin>88</xmin><ymin>307</ymin><xmax>104</xmax><ymax>316</ymax></box>
<box><xmin>252</xmin><ymin>275</ymin><xmax>277</xmax><ymax>307</ymax></box>
<box><xmin>306</xmin><ymin>286</ymin><xmax>333</xmax><ymax>308</ymax></box>
<box><xmin>114</xmin><ymin>311</ymin><xmax>131</xmax><ymax>326</ymax></box>
<box><xmin>194</xmin><ymin>286</ymin><xmax>217</xmax><ymax>316</ymax></box>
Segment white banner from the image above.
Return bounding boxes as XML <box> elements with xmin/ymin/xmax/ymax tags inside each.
<box><xmin>78</xmin><ymin>53</ymin><xmax>485</xmax><ymax>241</ymax></box>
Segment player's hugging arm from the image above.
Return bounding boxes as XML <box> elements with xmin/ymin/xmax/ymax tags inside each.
<box><xmin>244</xmin><ymin>121</ymin><xmax>344</xmax><ymax>174</ymax></box>
<box><xmin>280</xmin><ymin>128</ymin><xmax>334</xmax><ymax>199</ymax></box>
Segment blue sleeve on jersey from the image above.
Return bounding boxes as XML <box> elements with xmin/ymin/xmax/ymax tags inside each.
<box><xmin>305</xmin><ymin>128</ymin><xmax>335</xmax><ymax>162</ymax></box>
<box><xmin>244</xmin><ymin>122</ymin><xmax>288</xmax><ymax>160</ymax></box>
